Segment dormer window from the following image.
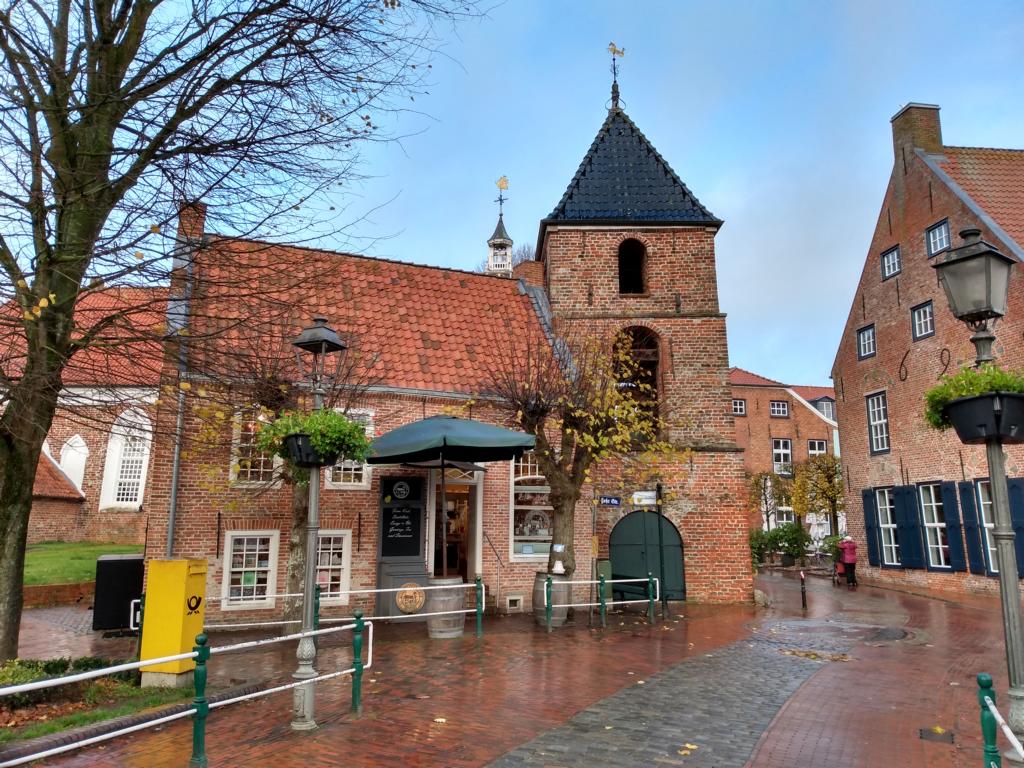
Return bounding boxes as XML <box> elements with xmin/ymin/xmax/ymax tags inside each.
<box><xmin>618</xmin><ymin>239</ymin><xmax>646</xmax><ymax>294</ymax></box>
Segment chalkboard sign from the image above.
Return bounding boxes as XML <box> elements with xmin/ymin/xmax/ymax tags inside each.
<box><xmin>381</xmin><ymin>477</ymin><xmax>423</xmax><ymax>559</ymax></box>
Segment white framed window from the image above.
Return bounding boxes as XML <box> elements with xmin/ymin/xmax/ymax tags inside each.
<box><xmin>772</xmin><ymin>438</ymin><xmax>792</xmax><ymax>475</ymax></box>
<box><xmin>808</xmin><ymin>439</ymin><xmax>828</xmax><ymax>457</ymax></box>
<box><xmin>867</xmin><ymin>392</ymin><xmax>890</xmax><ymax>454</ymax></box>
<box><xmin>222</xmin><ymin>530</ymin><xmax>280</xmax><ymax>609</ymax></box>
<box><xmin>927</xmin><ymin>220</ymin><xmax>951</xmax><ymax>256</ymax></box>
<box><xmin>857</xmin><ymin>325</ymin><xmax>876</xmax><ymax>360</ymax></box>
<box><xmin>977</xmin><ymin>480</ymin><xmax>998</xmax><ymax>573</ymax></box>
<box><xmin>99</xmin><ymin>409</ymin><xmax>152</xmax><ymax>510</ymax></box>
<box><xmin>919</xmin><ymin>483</ymin><xmax>950</xmax><ymax>568</ymax></box>
<box><xmin>59</xmin><ymin>435</ymin><xmax>89</xmax><ymax>491</ymax></box>
<box><xmin>769</xmin><ymin>400</ymin><xmax>789</xmax><ymax>417</ymax></box>
<box><xmin>511</xmin><ymin>451</ymin><xmax>552</xmax><ymax>560</ymax></box>
<box><xmin>816</xmin><ymin>400</ymin><xmax>835</xmax><ymax>420</ymax></box>
<box><xmin>881</xmin><ymin>246</ymin><xmax>902</xmax><ymax>279</ymax></box>
<box><xmin>326</xmin><ymin>410</ymin><xmax>373</xmax><ymax>490</ymax></box>
<box><xmin>912</xmin><ymin>301</ymin><xmax>935</xmax><ymax>341</ymax></box>
<box><xmin>776</xmin><ymin>506</ymin><xmax>795</xmax><ymax>525</ymax></box>
<box><xmin>732</xmin><ymin>399</ymin><xmax>746</xmax><ymax>416</ymax></box>
<box><xmin>230</xmin><ymin>406</ymin><xmax>279</xmax><ymax>486</ymax></box>
<box><xmin>876</xmin><ymin>487</ymin><xmax>900</xmax><ymax>566</ymax></box>
<box><xmin>316</xmin><ymin>530</ymin><xmax>353</xmax><ymax>605</ymax></box>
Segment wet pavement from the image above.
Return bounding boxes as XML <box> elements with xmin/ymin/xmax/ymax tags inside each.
<box><xmin>7</xmin><ymin>571</ymin><xmax>1015</xmax><ymax>766</ymax></box>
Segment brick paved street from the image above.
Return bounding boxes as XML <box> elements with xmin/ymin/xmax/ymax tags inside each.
<box><xmin>8</xmin><ymin>571</ymin><xmax>1018</xmax><ymax>767</ymax></box>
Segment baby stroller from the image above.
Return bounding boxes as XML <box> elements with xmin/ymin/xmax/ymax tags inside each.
<box><xmin>832</xmin><ymin>558</ymin><xmax>845</xmax><ymax>587</ymax></box>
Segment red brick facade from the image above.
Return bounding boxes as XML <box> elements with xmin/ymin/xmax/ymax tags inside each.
<box><xmin>833</xmin><ymin>103</ymin><xmax>1024</xmax><ymax>596</ymax></box>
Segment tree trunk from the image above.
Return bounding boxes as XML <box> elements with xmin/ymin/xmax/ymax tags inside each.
<box><xmin>830</xmin><ymin>505</ymin><xmax>840</xmax><ymax>537</ymax></box>
<box><xmin>283</xmin><ymin>481</ymin><xmax>310</xmax><ymax>632</ymax></box>
<box><xmin>547</xmin><ymin>471</ymin><xmax>579</xmax><ymax>577</ymax></box>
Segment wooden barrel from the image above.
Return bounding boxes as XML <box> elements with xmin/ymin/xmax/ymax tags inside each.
<box><xmin>426</xmin><ymin>577</ymin><xmax>466</xmax><ymax>639</ymax></box>
<box><xmin>532</xmin><ymin>572</ymin><xmax>571</xmax><ymax>628</ymax></box>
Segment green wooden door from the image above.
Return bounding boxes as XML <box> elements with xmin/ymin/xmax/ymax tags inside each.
<box><xmin>608</xmin><ymin>511</ymin><xmax>686</xmax><ymax>601</ymax></box>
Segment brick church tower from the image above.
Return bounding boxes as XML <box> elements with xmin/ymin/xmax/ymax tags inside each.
<box><xmin>534</xmin><ymin>84</ymin><xmax>752</xmax><ymax>602</ymax></box>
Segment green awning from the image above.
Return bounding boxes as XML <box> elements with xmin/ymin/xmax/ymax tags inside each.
<box><xmin>367</xmin><ymin>415</ymin><xmax>535</xmax><ymax>465</ymax></box>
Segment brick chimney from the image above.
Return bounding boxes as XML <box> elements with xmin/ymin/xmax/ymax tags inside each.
<box><xmin>177</xmin><ymin>201</ymin><xmax>207</xmax><ymax>241</ymax></box>
<box><xmin>891</xmin><ymin>103</ymin><xmax>943</xmax><ymax>161</ymax></box>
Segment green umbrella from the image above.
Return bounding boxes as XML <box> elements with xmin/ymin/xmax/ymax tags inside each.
<box><xmin>368</xmin><ymin>415</ymin><xmax>535</xmax><ymax>578</ymax></box>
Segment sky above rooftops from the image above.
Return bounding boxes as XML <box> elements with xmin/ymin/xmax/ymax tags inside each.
<box><xmin>293</xmin><ymin>0</ymin><xmax>1024</xmax><ymax>387</ymax></box>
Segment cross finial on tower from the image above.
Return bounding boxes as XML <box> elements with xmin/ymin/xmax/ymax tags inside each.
<box><xmin>494</xmin><ymin>175</ymin><xmax>509</xmax><ymax>215</ymax></box>
<box><xmin>608</xmin><ymin>42</ymin><xmax>625</xmax><ymax>108</ymax></box>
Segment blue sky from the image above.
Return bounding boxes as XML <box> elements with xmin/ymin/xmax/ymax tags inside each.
<box><xmin>319</xmin><ymin>0</ymin><xmax>1024</xmax><ymax>387</ymax></box>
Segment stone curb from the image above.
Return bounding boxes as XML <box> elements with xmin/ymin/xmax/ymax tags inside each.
<box><xmin>0</xmin><ymin>682</ymin><xmax>263</xmax><ymax>762</ymax></box>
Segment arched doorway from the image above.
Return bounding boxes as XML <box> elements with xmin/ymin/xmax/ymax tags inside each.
<box><xmin>608</xmin><ymin>510</ymin><xmax>685</xmax><ymax>604</ymax></box>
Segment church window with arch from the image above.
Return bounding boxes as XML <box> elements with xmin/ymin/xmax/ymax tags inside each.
<box><xmin>618</xmin><ymin>238</ymin><xmax>646</xmax><ymax>294</ymax></box>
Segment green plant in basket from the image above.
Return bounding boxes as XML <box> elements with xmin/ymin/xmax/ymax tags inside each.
<box><xmin>256</xmin><ymin>409</ymin><xmax>370</xmax><ymax>467</ymax></box>
<box><xmin>924</xmin><ymin>364</ymin><xmax>1024</xmax><ymax>429</ymax></box>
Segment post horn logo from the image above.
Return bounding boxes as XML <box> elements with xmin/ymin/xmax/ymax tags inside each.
<box><xmin>186</xmin><ymin>595</ymin><xmax>203</xmax><ymax>615</ymax></box>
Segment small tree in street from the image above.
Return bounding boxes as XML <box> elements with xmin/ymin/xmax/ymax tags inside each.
<box><xmin>792</xmin><ymin>454</ymin><xmax>844</xmax><ymax>536</ymax></box>
<box><xmin>748</xmin><ymin>471</ymin><xmax>792</xmax><ymax>531</ymax></box>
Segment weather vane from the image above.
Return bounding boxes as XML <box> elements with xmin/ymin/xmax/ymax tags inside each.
<box><xmin>495</xmin><ymin>175</ymin><xmax>509</xmax><ymax>214</ymax></box>
<box><xmin>608</xmin><ymin>42</ymin><xmax>625</xmax><ymax>107</ymax></box>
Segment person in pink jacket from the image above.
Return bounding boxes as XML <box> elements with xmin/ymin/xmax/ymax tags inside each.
<box><xmin>838</xmin><ymin>536</ymin><xmax>858</xmax><ymax>589</ymax></box>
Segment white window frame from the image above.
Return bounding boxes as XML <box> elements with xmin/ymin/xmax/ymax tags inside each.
<box><xmin>919</xmin><ymin>483</ymin><xmax>950</xmax><ymax>569</ymax></box>
<box><xmin>808</xmin><ymin>439</ymin><xmax>827</xmax><ymax>457</ymax></box>
<box><xmin>99</xmin><ymin>409</ymin><xmax>152</xmax><ymax>511</ymax></box>
<box><xmin>732</xmin><ymin>399</ymin><xmax>746</xmax><ymax>416</ymax></box>
<box><xmin>776</xmin><ymin>506</ymin><xmax>795</xmax><ymax>525</ymax></box>
<box><xmin>229</xmin><ymin>406</ymin><xmax>282</xmax><ymax>488</ymax></box>
<box><xmin>59</xmin><ymin>434</ymin><xmax>89</xmax><ymax>491</ymax></box>
<box><xmin>858</xmin><ymin>325</ymin><xmax>876</xmax><ymax>359</ymax></box>
<box><xmin>882</xmin><ymin>246</ymin><xmax>902</xmax><ymax>278</ymax></box>
<box><xmin>769</xmin><ymin>400</ymin><xmax>789</xmax><ymax>418</ymax></box>
<box><xmin>510</xmin><ymin>451</ymin><xmax>552</xmax><ymax>562</ymax></box>
<box><xmin>876</xmin><ymin>487</ymin><xmax>900</xmax><ymax>566</ymax></box>
<box><xmin>977</xmin><ymin>480</ymin><xmax>998</xmax><ymax>573</ymax></box>
<box><xmin>316</xmin><ymin>529</ymin><xmax>353</xmax><ymax>605</ymax></box>
<box><xmin>912</xmin><ymin>301</ymin><xmax>935</xmax><ymax>341</ymax></box>
<box><xmin>221</xmin><ymin>530</ymin><xmax>280</xmax><ymax>610</ymax></box>
<box><xmin>817</xmin><ymin>400</ymin><xmax>835</xmax><ymax>420</ymax></box>
<box><xmin>325</xmin><ymin>410</ymin><xmax>374</xmax><ymax>490</ymax></box>
<box><xmin>927</xmin><ymin>220</ymin><xmax>951</xmax><ymax>256</ymax></box>
<box><xmin>867</xmin><ymin>392</ymin><xmax>890</xmax><ymax>454</ymax></box>
<box><xmin>772</xmin><ymin>438</ymin><xmax>792</xmax><ymax>475</ymax></box>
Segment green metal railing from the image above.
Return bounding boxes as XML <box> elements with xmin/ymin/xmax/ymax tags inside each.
<box><xmin>978</xmin><ymin>672</ymin><xmax>1024</xmax><ymax>767</ymax></box>
<box><xmin>545</xmin><ymin>574</ymin><xmax>661</xmax><ymax>631</ymax></box>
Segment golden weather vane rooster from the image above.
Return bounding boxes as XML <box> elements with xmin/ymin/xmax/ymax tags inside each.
<box><xmin>608</xmin><ymin>42</ymin><xmax>625</xmax><ymax>57</ymax></box>
<box><xmin>495</xmin><ymin>175</ymin><xmax>509</xmax><ymax>191</ymax></box>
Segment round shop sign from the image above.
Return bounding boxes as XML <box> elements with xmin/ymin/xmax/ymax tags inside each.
<box><xmin>393</xmin><ymin>481</ymin><xmax>411</xmax><ymax>499</ymax></box>
<box><xmin>395</xmin><ymin>582</ymin><xmax>426</xmax><ymax>614</ymax></box>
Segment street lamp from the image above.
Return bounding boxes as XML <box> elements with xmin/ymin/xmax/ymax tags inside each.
<box><xmin>290</xmin><ymin>316</ymin><xmax>346</xmax><ymax>732</ymax></box>
<box><xmin>933</xmin><ymin>229</ymin><xmax>1024</xmax><ymax>748</ymax></box>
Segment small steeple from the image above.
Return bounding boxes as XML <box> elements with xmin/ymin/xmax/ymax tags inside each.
<box><xmin>608</xmin><ymin>42</ymin><xmax>624</xmax><ymax>109</ymax></box>
<box><xmin>486</xmin><ymin>176</ymin><xmax>513</xmax><ymax>277</ymax></box>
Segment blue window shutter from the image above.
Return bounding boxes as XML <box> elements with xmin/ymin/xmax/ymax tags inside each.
<box><xmin>941</xmin><ymin>482</ymin><xmax>967</xmax><ymax>572</ymax></box>
<box><xmin>1007</xmin><ymin>478</ymin><xmax>1024</xmax><ymax>578</ymax></box>
<box><xmin>958</xmin><ymin>481</ymin><xmax>986</xmax><ymax>574</ymax></box>
<box><xmin>861</xmin><ymin>489</ymin><xmax>880</xmax><ymax>566</ymax></box>
<box><xmin>894</xmin><ymin>485</ymin><xmax>925</xmax><ymax>569</ymax></box>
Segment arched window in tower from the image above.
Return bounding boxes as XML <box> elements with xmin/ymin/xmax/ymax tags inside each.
<box><xmin>618</xmin><ymin>239</ymin><xmax>646</xmax><ymax>294</ymax></box>
<box><xmin>617</xmin><ymin>326</ymin><xmax>660</xmax><ymax>425</ymax></box>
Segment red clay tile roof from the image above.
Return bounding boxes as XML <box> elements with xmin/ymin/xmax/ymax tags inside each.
<box><xmin>938</xmin><ymin>147</ymin><xmax>1024</xmax><ymax>251</ymax></box>
<box><xmin>728</xmin><ymin>367</ymin><xmax>785</xmax><ymax>387</ymax></box>
<box><xmin>2</xmin><ymin>287</ymin><xmax>167</xmax><ymax>387</ymax></box>
<box><xmin>190</xmin><ymin>238</ymin><xmax>549</xmax><ymax>395</ymax></box>
<box><xmin>791</xmin><ymin>385</ymin><xmax>835</xmax><ymax>402</ymax></box>
<box><xmin>33</xmin><ymin>452</ymin><xmax>84</xmax><ymax>501</ymax></box>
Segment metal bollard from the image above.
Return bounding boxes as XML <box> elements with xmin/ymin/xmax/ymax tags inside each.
<box><xmin>598</xmin><ymin>574</ymin><xmax>607</xmax><ymax>628</ymax></box>
<box><xmin>189</xmin><ymin>633</ymin><xmax>210</xmax><ymax>767</ymax></box>
<box><xmin>545</xmin><ymin>576</ymin><xmax>553</xmax><ymax>633</ymax></box>
<box><xmin>475</xmin><ymin>576</ymin><xmax>484</xmax><ymax>638</ymax></box>
<box><xmin>800</xmin><ymin>570</ymin><xmax>808</xmax><ymax>611</ymax></box>
<box><xmin>979</xmin><ymin>673</ymin><xmax>1001</xmax><ymax>768</ymax></box>
<box><xmin>352</xmin><ymin>611</ymin><xmax>364</xmax><ymax>715</ymax></box>
<box><xmin>646</xmin><ymin>572</ymin><xmax>655</xmax><ymax>624</ymax></box>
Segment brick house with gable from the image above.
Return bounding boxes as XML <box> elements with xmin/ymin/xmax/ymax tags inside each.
<box><xmin>833</xmin><ymin>103</ymin><xmax>1024</xmax><ymax>596</ymax></box>
<box><xmin>12</xmin><ymin>84</ymin><xmax>752</xmax><ymax>621</ymax></box>
<box><xmin>728</xmin><ymin>367</ymin><xmax>840</xmax><ymax>538</ymax></box>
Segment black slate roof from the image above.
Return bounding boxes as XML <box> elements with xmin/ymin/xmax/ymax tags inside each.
<box><xmin>489</xmin><ymin>213</ymin><xmax>512</xmax><ymax>244</ymax></box>
<box><xmin>546</xmin><ymin>107</ymin><xmax>720</xmax><ymax>225</ymax></box>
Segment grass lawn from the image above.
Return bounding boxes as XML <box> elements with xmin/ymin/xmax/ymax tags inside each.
<box><xmin>23</xmin><ymin>542</ymin><xmax>143</xmax><ymax>585</ymax></box>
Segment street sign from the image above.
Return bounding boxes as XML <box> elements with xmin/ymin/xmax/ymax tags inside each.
<box><xmin>632</xmin><ymin>490</ymin><xmax>657</xmax><ymax>507</ymax></box>
<box><xmin>599</xmin><ymin>496</ymin><xmax>622</xmax><ymax>507</ymax></box>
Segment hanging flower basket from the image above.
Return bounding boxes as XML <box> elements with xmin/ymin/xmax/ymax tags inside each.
<box><xmin>943</xmin><ymin>393</ymin><xmax>1024</xmax><ymax>445</ymax></box>
<box><xmin>282</xmin><ymin>434</ymin><xmax>339</xmax><ymax>467</ymax></box>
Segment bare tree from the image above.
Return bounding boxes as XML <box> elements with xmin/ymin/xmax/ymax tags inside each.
<box><xmin>0</xmin><ymin>0</ymin><xmax>478</xmax><ymax>661</ymax></box>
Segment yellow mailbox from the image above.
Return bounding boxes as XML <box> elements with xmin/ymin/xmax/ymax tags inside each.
<box><xmin>140</xmin><ymin>558</ymin><xmax>208</xmax><ymax>687</ymax></box>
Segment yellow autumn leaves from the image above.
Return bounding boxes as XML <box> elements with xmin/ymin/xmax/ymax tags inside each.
<box><xmin>21</xmin><ymin>290</ymin><xmax>58</xmax><ymax>322</ymax></box>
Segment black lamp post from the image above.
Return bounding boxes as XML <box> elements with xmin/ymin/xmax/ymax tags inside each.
<box><xmin>933</xmin><ymin>229</ymin><xmax>1024</xmax><ymax>747</ymax></box>
<box><xmin>290</xmin><ymin>317</ymin><xmax>346</xmax><ymax>731</ymax></box>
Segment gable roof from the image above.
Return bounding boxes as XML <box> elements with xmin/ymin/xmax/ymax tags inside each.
<box><xmin>791</xmin><ymin>385</ymin><xmax>835</xmax><ymax>402</ymax></box>
<box><xmin>545</xmin><ymin>106</ymin><xmax>720</xmax><ymax>226</ymax></box>
<box><xmin>934</xmin><ymin>147</ymin><xmax>1024</xmax><ymax>255</ymax></box>
<box><xmin>728</xmin><ymin>367</ymin><xmax>785</xmax><ymax>387</ymax></box>
<box><xmin>33</xmin><ymin>452</ymin><xmax>84</xmax><ymax>501</ymax></box>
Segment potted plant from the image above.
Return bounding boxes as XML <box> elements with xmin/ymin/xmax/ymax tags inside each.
<box><xmin>257</xmin><ymin>410</ymin><xmax>371</xmax><ymax>469</ymax></box>
<box><xmin>924</xmin><ymin>364</ymin><xmax>1024</xmax><ymax>444</ymax></box>
<box><xmin>773</xmin><ymin>522</ymin><xmax>811</xmax><ymax>567</ymax></box>
<box><xmin>749</xmin><ymin>528</ymin><xmax>770</xmax><ymax>568</ymax></box>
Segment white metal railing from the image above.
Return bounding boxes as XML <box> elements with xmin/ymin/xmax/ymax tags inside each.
<box><xmin>543</xmin><ymin>577</ymin><xmax>660</xmax><ymax>609</ymax></box>
<box><xmin>985</xmin><ymin>695</ymin><xmax>1024</xmax><ymax>760</ymax></box>
<box><xmin>0</xmin><ymin>621</ymin><xmax>371</xmax><ymax>767</ymax></box>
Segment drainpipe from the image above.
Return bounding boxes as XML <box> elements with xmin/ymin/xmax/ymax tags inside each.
<box><xmin>165</xmin><ymin>386</ymin><xmax>186</xmax><ymax>558</ymax></box>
